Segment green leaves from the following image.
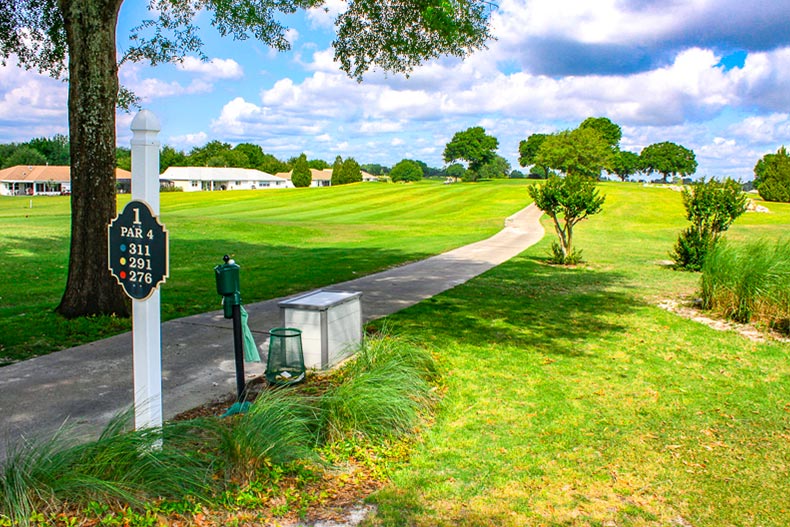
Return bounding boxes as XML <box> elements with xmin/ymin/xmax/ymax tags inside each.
<box><xmin>754</xmin><ymin>146</ymin><xmax>790</xmax><ymax>203</ymax></box>
<box><xmin>443</xmin><ymin>126</ymin><xmax>499</xmax><ymax>180</ymax></box>
<box><xmin>0</xmin><ymin>0</ymin><xmax>68</xmax><ymax>77</ymax></box>
<box><xmin>672</xmin><ymin>177</ymin><xmax>747</xmax><ymax>270</ymax></box>
<box><xmin>640</xmin><ymin>141</ymin><xmax>697</xmax><ymax>182</ymax></box>
<box><xmin>528</xmin><ymin>173</ymin><xmax>605</xmax><ymax>263</ymax></box>
<box><xmin>334</xmin><ymin>0</ymin><xmax>492</xmax><ymax>81</ymax></box>
<box><xmin>533</xmin><ymin>127</ymin><xmax>614</xmax><ymax>179</ymax></box>
<box><xmin>291</xmin><ymin>153</ymin><xmax>312</xmax><ymax>187</ymax></box>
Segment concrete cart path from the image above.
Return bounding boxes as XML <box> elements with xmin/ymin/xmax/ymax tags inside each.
<box><xmin>0</xmin><ymin>204</ymin><xmax>544</xmax><ymax>459</ymax></box>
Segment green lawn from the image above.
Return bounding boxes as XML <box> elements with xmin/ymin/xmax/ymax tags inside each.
<box><xmin>0</xmin><ymin>180</ymin><xmax>528</xmax><ymax>363</ymax></box>
<box><xmin>2</xmin><ymin>180</ymin><xmax>789</xmax><ymax>526</ymax></box>
<box><xmin>367</xmin><ymin>184</ymin><xmax>790</xmax><ymax>526</ymax></box>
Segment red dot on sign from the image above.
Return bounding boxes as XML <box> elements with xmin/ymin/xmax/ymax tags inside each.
<box><xmin>120</xmin><ymin>271</ymin><xmax>127</xmax><ymax>279</ymax></box>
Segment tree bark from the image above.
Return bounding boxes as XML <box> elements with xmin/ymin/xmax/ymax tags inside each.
<box><xmin>56</xmin><ymin>0</ymin><xmax>129</xmax><ymax>318</ymax></box>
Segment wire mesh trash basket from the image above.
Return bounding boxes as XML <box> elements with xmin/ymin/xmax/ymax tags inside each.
<box><xmin>266</xmin><ymin>327</ymin><xmax>306</xmax><ymax>385</ymax></box>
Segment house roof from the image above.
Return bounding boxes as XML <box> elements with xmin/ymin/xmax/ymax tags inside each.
<box><xmin>160</xmin><ymin>166</ymin><xmax>284</xmax><ymax>182</ymax></box>
<box><xmin>0</xmin><ymin>165</ymin><xmax>131</xmax><ymax>182</ymax></box>
<box><xmin>275</xmin><ymin>168</ymin><xmax>375</xmax><ymax>181</ymax></box>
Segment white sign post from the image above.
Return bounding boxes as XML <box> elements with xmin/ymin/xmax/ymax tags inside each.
<box><xmin>130</xmin><ymin>109</ymin><xmax>163</xmax><ymax>430</ymax></box>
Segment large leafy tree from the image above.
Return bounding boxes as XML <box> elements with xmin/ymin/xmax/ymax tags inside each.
<box><xmin>534</xmin><ymin>127</ymin><xmax>614</xmax><ymax>179</ymax></box>
<box><xmin>518</xmin><ymin>133</ymin><xmax>549</xmax><ymax>175</ymax></box>
<box><xmin>1</xmin><ymin>0</ymin><xmax>492</xmax><ymax>318</ymax></box>
<box><xmin>390</xmin><ymin>159</ymin><xmax>423</xmax><ymax>182</ymax></box>
<box><xmin>610</xmin><ymin>150</ymin><xmax>641</xmax><ymax>181</ymax></box>
<box><xmin>579</xmin><ymin>116</ymin><xmax>622</xmax><ymax>148</ymax></box>
<box><xmin>640</xmin><ymin>141</ymin><xmax>697</xmax><ymax>183</ymax></box>
<box><xmin>339</xmin><ymin>157</ymin><xmax>362</xmax><ymax>184</ymax></box>
<box><xmin>528</xmin><ymin>173</ymin><xmax>605</xmax><ymax>264</ymax></box>
<box><xmin>331</xmin><ymin>155</ymin><xmax>344</xmax><ymax>186</ymax></box>
<box><xmin>2</xmin><ymin>146</ymin><xmax>47</xmax><ymax>168</ymax></box>
<box><xmin>754</xmin><ymin>146</ymin><xmax>790</xmax><ymax>203</ymax></box>
<box><xmin>443</xmin><ymin>126</ymin><xmax>499</xmax><ymax>181</ymax></box>
<box><xmin>478</xmin><ymin>154</ymin><xmax>511</xmax><ymax>179</ymax></box>
<box><xmin>28</xmin><ymin>135</ymin><xmax>71</xmax><ymax>165</ymax></box>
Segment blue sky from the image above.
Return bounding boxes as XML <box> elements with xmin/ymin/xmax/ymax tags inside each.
<box><xmin>2</xmin><ymin>0</ymin><xmax>790</xmax><ymax>180</ymax></box>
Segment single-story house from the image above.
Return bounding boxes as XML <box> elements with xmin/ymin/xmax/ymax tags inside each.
<box><xmin>275</xmin><ymin>168</ymin><xmax>332</xmax><ymax>188</ymax></box>
<box><xmin>275</xmin><ymin>168</ymin><xmax>378</xmax><ymax>187</ymax></box>
<box><xmin>160</xmin><ymin>166</ymin><xmax>290</xmax><ymax>191</ymax></box>
<box><xmin>0</xmin><ymin>165</ymin><xmax>132</xmax><ymax>196</ymax></box>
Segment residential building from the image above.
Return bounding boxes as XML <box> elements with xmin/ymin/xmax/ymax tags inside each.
<box><xmin>0</xmin><ymin>165</ymin><xmax>131</xmax><ymax>196</ymax></box>
<box><xmin>160</xmin><ymin>166</ymin><xmax>290</xmax><ymax>192</ymax></box>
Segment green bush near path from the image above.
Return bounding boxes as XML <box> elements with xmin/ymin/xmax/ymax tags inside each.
<box><xmin>0</xmin><ymin>180</ymin><xmax>527</xmax><ymax>364</ymax></box>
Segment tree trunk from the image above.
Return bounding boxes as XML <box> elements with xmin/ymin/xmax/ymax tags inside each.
<box><xmin>550</xmin><ymin>214</ymin><xmax>569</xmax><ymax>259</ymax></box>
<box><xmin>56</xmin><ymin>0</ymin><xmax>129</xmax><ymax>318</ymax></box>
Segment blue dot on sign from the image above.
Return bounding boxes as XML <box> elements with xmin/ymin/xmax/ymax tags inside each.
<box><xmin>120</xmin><ymin>244</ymin><xmax>127</xmax><ymax>252</ymax></box>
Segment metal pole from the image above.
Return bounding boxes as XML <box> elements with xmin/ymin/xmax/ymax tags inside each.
<box><xmin>232</xmin><ymin>303</ymin><xmax>246</xmax><ymax>402</ymax></box>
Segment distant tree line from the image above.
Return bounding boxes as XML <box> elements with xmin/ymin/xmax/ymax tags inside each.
<box><xmin>518</xmin><ymin>117</ymin><xmax>698</xmax><ymax>183</ymax></box>
<box><xmin>0</xmin><ymin>135</ymin><xmax>70</xmax><ymax>168</ymax></box>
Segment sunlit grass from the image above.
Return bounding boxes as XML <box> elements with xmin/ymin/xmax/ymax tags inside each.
<box><xmin>0</xmin><ymin>180</ymin><xmax>529</xmax><ymax>362</ymax></box>
<box><xmin>367</xmin><ymin>182</ymin><xmax>790</xmax><ymax>527</ymax></box>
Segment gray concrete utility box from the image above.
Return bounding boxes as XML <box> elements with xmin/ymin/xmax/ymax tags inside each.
<box><xmin>278</xmin><ymin>290</ymin><xmax>362</xmax><ymax>369</ymax></box>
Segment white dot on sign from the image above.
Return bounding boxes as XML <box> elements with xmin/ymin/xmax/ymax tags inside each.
<box><xmin>120</xmin><ymin>257</ymin><xmax>126</xmax><ymax>265</ymax></box>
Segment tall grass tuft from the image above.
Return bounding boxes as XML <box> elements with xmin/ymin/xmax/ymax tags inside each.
<box><xmin>700</xmin><ymin>238</ymin><xmax>790</xmax><ymax>331</ymax></box>
<box><xmin>210</xmin><ymin>390</ymin><xmax>318</xmax><ymax>480</ymax></box>
<box><xmin>0</xmin><ymin>412</ymin><xmax>214</xmax><ymax>525</ymax></box>
<box><xmin>319</xmin><ymin>333</ymin><xmax>437</xmax><ymax>443</ymax></box>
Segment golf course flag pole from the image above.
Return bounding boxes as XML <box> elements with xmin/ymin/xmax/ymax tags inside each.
<box><xmin>126</xmin><ymin>110</ymin><xmax>166</xmax><ymax>430</ymax></box>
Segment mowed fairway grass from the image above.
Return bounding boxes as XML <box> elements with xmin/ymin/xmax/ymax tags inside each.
<box><xmin>0</xmin><ymin>180</ymin><xmax>527</xmax><ymax>363</ymax></box>
<box><xmin>1</xmin><ymin>180</ymin><xmax>788</xmax><ymax>526</ymax></box>
<box><xmin>368</xmin><ymin>183</ymin><xmax>790</xmax><ymax>527</ymax></box>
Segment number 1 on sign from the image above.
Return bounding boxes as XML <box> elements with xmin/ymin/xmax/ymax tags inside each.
<box><xmin>133</xmin><ymin>207</ymin><xmax>141</xmax><ymax>225</ymax></box>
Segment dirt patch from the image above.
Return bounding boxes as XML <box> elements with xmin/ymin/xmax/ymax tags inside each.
<box><xmin>658</xmin><ymin>298</ymin><xmax>789</xmax><ymax>343</ymax></box>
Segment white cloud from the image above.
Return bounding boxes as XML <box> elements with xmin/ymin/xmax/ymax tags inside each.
<box><xmin>391</xmin><ymin>138</ymin><xmax>404</xmax><ymax>146</ymax></box>
<box><xmin>211</xmin><ymin>96</ymin><xmax>328</xmax><ymax>140</ymax></box>
<box><xmin>285</xmin><ymin>28</ymin><xmax>299</xmax><ymax>46</ymax></box>
<box><xmin>0</xmin><ymin>60</ymin><xmax>67</xmax><ymax>142</ymax></box>
<box><xmin>168</xmin><ymin>131</ymin><xmax>209</xmax><ymax>147</ymax></box>
<box><xmin>306</xmin><ymin>0</ymin><xmax>346</xmax><ymax>28</ymax></box>
<box><xmin>176</xmin><ymin>57</ymin><xmax>244</xmax><ymax>79</ymax></box>
<box><xmin>359</xmin><ymin>121</ymin><xmax>405</xmax><ymax>133</ymax></box>
<box><xmin>727</xmin><ymin>113</ymin><xmax>790</xmax><ymax>145</ymax></box>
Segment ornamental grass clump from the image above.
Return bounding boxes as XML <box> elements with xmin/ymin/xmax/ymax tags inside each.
<box><xmin>700</xmin><ymin>238</ymin><xmax>790</xmax><ymax>332</ymax></box>
<box><xmin>0</xmin><ymin>412</ymin><xmax>214</xmax><ymax>525</ymax></box>
<box><xmin>210</xmin><ymin>389</ymin><xmax>318</xmax><ymax>481</ymax></box>
<box><xmin>318</xmin><ymin>334</ymin><xmax>437</xmax><ymax>443</ymax></box>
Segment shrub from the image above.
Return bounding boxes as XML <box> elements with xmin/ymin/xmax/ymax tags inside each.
<box><xmin>671</xmin><ymin>177</ymin><xmax>747</xmax><ymax>270</ymax></box>
<box><xmin>291</xmin><ymin>154</ymin><xmax>312</xmax><ymax>188</ymax></box>
<box><xmin>700</xmin><ymin>239</ymin><xmax>790</xmax><ymax>332</ymax></box>
<box><xmin>210</xmin><ymin>390</ymin><xmax>317</xmax><ymax>480</ymax></box>
<box><xmin>671</xmin><ymin>225</ymin><xmax>715</xmax><ymax>271</ymax></box>
<box><xmin>528</xmin><ymin>173</ymin><xmax>605</xmax><ymax>265</ymax></box>
<box><xmin>754</xmin><ymin>146</ymin><xmax>790</xmax><ymax>202</ymax></box>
